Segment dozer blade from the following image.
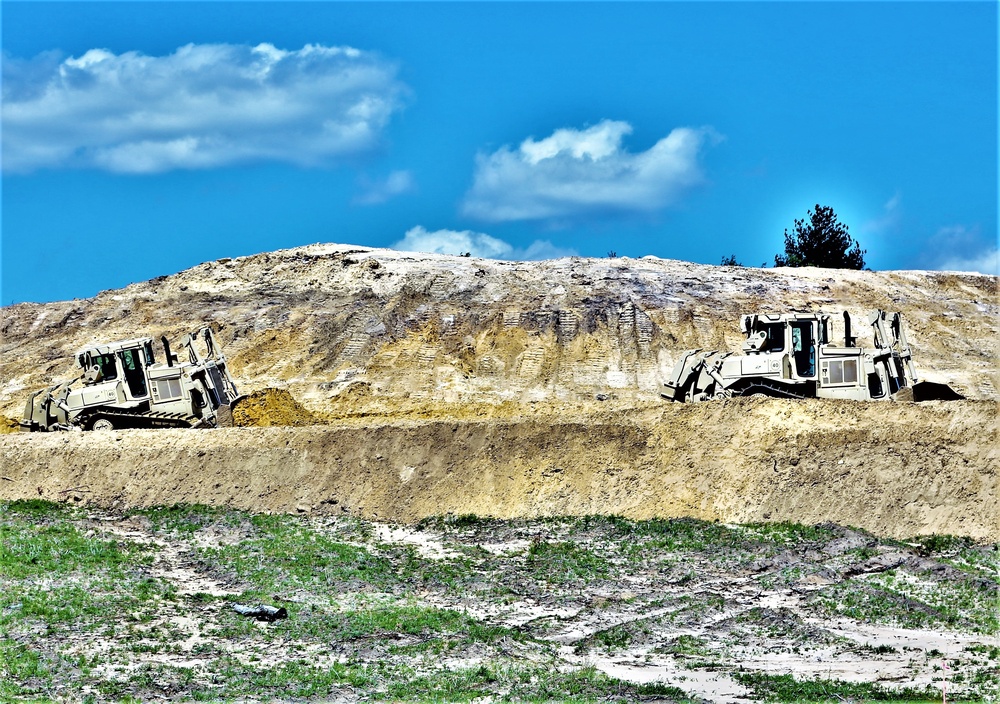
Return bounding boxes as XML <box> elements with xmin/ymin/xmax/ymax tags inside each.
<box><xmin>892</xmin><ymin>381</ymin><xmax>965</xmax><ymax>403</ymax></box>
<box><xmin>215</xmin><ymin>394</ymin><xmax>247</xmax><ymax>427</ymax></box>
<box><xmin>911</xmin><ymin>381</ymin><xmax>965</xmax><ymax>402</ymax></box>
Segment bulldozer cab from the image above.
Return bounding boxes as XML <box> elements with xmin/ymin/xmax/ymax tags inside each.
<box><xmin>743</xmin><ymin>314</ymin><xmax>821</xmax><ymax>379</ymax></box>
<box><xmin>77</xmin><ymin>338</ymin><xmax>155</xmax><ymax>401</ymax></box>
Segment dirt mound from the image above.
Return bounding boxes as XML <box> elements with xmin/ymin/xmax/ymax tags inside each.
<box><xmin>1</xmin><ymin>245</ymin><xmax>996</xmax><ymax>422</ymax></box>
<box><xmin>0</xmin><ymin>416</ymin><xmax>19</xmax><ymax>434</ymax></box>
<box><xmin>231</xmin><ymin>388</ymin><xmax>320</xmax><ymax>427</ymax></box>
<box><xmin>1</xmin><ymin>399</ymin><xmax>995</xmax><ymax>540</ymax></box>
<box><xmin>0</xmin><ymin>245</ymin><xmax>995</xmax><ymax>540</ymax></box>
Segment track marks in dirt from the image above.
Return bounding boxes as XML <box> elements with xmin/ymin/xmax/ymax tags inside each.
<box><xmin>4</xmin><ymin>504</ymin><xmax>997</xmax><ymax>703</ymax></box>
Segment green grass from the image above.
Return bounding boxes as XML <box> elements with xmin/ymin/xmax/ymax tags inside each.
<box><xmin>217</xmin><ymin>601</ymin><xmax>524</xmax><ymax>648</ymax></box>
<box><xmin>658</xmin><ymin>634</ymin><xmax>715</xmax><ymax>658</ymax></box>
<box><xmin>911</xmin><ymin>534</ymin><xmax>977</xmax><ymax>557</ymax></box>
<box><xmin>734</xmin><ymin>672</ymin><xmax>941</xmax><ymax>702</ymax></box>
<box><xmin>197</xmin><ymin>513</ymin><xmax>399</xmax><ymax>595</ymax></box>
<box><xmin>0</xmin><ymin>639</ymin><xmax>50</xmax><ymax>698</ymax></box>
<box><xmin>384</xmin><ymin>663</ymin><xmax>693</xmax><ymax>703</ymax></box>
<box><xmin>0</xmin><ymin>520</ymin><xmax>151</xmax><ymax>579</ymax></box>
<box><xmin>2</xmin><ymin>501</ymin><xmax>996</xmax><ymax>703</ymax></box>
<box><xmin>812</xmin><ymin>569</ymin><xmax>999</xmax><ymax>634</ymax></box>
<box><xmin>0</xmin><ymin>502</ymin><xmax>171</xmax><ymax>636</ymax></box>
<box><xmin>417</xmin><ymin>513</ymin><xmax>498</xmax><ymax>530</ymax></box>
<box><xmin>194</xmin><ymin>511</ymin><xmax>481</xmax><ymax>600</ymax></box>
<box><xmin>129</xmin><ymin>503</ymin><xmax>246</xmax><ymax>534</ymax></box>
<box><xmin>525</xmin><ymin>539</ymin><xmax>609</xmax><ymax>584</ymax></box>
<box><xmin>574</xmin><ymin>619</ymin><xmax>654</xmax><ymax>654</ymax></box>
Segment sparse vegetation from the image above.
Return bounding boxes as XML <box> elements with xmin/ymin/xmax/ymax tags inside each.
<box><xmin>734</xmin><ymin>672</ymin><xmax>940</xmax><ymax>701</ymax></box>
<box><xmin>1</xmin><ymin>500</ymin><xmax>997</xmax><ymax>702</ymax></box>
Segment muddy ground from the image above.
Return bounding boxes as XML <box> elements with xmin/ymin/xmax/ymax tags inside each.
<box><xmin>1</xmin><ymin>502</ymin><xmax>996</xmax><ymax>703</ymax></box>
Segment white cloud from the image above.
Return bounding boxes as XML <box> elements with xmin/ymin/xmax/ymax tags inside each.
<box><xmin>517</xmin><ymin>239</ymin><xmax>578</xmax><ymax>260</ymax></box>
<box><xmin>2</xmin><ymin>43</ymin><xmax>406</xmax><ymax>173</ymax></box>
<box><xmin>937</xmin><ymin>248</ymin><xmax>999</xmax><ymax>276</ymax></box>
<box><xmin>461</xmin><ymin>120</ymin><xmax>718</xmax><ymax>223</ymax></box>
<box><xmin>354</xmin><ymin>170</ymin><xmax>415</xmax><ymax>205</ymax></box>
<box><xmin>392</xmin><ymin>226</ymin><xmax>576</xmax><ymax>260</ymax></box>
<box><xmin>862</xmin><ymin>191</ymin><xmax>902</xmax><ymax>235</ymax></box>
<box><xmin>930</xmin><ymin>225</ymin><xmax>998</xmax><ymax>276</ymax></box>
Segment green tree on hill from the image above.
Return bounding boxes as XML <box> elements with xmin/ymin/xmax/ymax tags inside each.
<box><xmin>775</xmin><ymin>204</ymin><xmax>866</xmax><ymax>269</ymax></box>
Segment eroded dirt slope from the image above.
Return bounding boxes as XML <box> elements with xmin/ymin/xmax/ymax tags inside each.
<box><xmin>1</xmin><ymin>399</ymin><xmax>995</xmax><ymax>539</ymax></box>
<box><xmin>1</xmin><ymin>244</ymin><xmax>997</xmax><ymax>420</ymax></box>
<box><xmin>1</xmin><ymin>245</ymin><xmax>996</xmax><ymax>537</ymax></box>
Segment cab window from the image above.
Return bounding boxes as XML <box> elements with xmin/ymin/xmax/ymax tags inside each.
<box><xmin>93</xmin><ymin>354</ymin><xmax>118</xmax><ymax>380</ymax></box>
<box><xmin>762</xmin><ymin>323</ymin><xmax>785</xmax><ymax>352</ymax></box>
<box><xmin>790</xmin><ymin>321</ymin><xmax>816</xmax><ymax>377</ymax></box>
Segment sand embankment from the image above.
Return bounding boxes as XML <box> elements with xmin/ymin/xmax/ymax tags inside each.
<box><xmin>2</xmin><ymin>398</ymin><xmax>994</xmax><ymax>540</ymax></box>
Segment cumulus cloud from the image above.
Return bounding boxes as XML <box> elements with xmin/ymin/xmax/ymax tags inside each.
<box><xmin>354</xmin><ymin>170</ymin><xmax>415</xmax><ymax>205</ymax></box>
<box><xmin>2</xmin><ymin>43</ymin><xmax>406</xmax><ymax>173</ymax></box>
<box><xmin>392</xmin><ymin>226</ymin><xmax>576</xmax><ymax>260</ymax></box>
<box><xmin>461</xmin><ymin>120</ymin><xmax>718</xmax><ymax>223</ymax></box>
<box><xmin>931</xmin><ymin>225</ymin><xmax>998</xmax><ymax>275</ymax></box>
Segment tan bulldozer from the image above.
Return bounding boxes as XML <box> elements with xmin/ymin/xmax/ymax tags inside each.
<box><xmin>662</xmin><ymin>310</ymin><xmax>962</xmax><ymax>403</ymax></box>
<box><xmin>21</xmin><ymin>327</ymin><xmax>243</xmax><ymax>431</ymax></box>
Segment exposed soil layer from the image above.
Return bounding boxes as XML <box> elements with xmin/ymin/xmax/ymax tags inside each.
<box><xmin>2</xmin><ymin>245</ymin><xmax>997</xmax><ymax>424</ymax></box>
<box><xmin>2</xmin><ymin>398</ymin><xmax>995</xmax><ymax>540</ymax></box>
<box><xmin>1</xmin><ymin>246</ymin><xmax>996</xmax><ymax>539</ymax></box>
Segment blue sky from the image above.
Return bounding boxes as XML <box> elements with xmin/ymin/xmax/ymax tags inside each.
<box><xmin>2</xmin><ymin>1</ymin><xmax>997</xmax><ymax>304</ymax></box>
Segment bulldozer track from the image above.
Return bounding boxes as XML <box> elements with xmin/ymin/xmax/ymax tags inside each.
<box><xmin>734</xmin><ymin>378</ymin><xmax>810</xmax><ymax>400</ymax></box>
<box><xmin>81</xmin><ymin>408</ymin><xmax>204</xmax><ymax>431</ymax></box>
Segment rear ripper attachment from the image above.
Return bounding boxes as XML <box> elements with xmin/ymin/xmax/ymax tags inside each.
<box><xmin>662</xmin><ymin>310</ymin><xmax>963</xmax><ymax>403</ymax></box>
<box><xmin>21</xmin><ymin>327</ymin><xmax>244</xmax><ymax>432</ymax></box>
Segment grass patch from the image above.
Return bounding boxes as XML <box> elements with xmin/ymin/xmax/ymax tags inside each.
<box><xmin>525</xmin><ymin>539</ymin><xmax>609</xmax><ymax>584</ymax></box>
<box><xmin>129</xmin><ymin>503</ymin><xmax>245</xmax><ymax>535</ymax></box>
<box><xmin>911</xmin><ymin>534</ymin><xmax>977</xmax><ymax>557</ymax></box>
<box><xmin>812</xmin><ymin>570</ymin><xmax>999</xmax><ymax>634</ymax></box>
<box><xmin>199</xmin><ymin>514</ymin><xmax>398</xmax><ymax>595</ymax></box>
<box><xmin>220</xmin><ymin>602</ymin><xmax>523</xmax><ymax>647</ymax></box>
<box><xmin>0</xmin><ymin>638</ymin><xmax>50</xmax><ymax>698</ymax></box>
<box><xmin>0</xmin><ymin>518</ymin><xmax>151</xmax><ymax>580</ymax></box>
<box><xmin>1</xmin><ymin>503</ymin><xmax>170</xmax><ymax>643</ymax></box>
<box><xmin>2</xmin><ymin>498</ymin><xmax>70</xmax><ymax>517</ymax></box>
<box><xmin>386</xmin><ymin>663</ymin><xmax>693</xmax><ymax>703</ymax></box>
<box><xmin>734</xmin><ymin>671</ymin><xmax>939</xmax><ymax>701</ymax></box>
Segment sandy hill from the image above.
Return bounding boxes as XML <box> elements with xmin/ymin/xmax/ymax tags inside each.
<box><xmin>1</xmin><ymin>245</ymin><xmax>996</xmax><ymax>539</ymax></box>
<box><xmin>1</xmin><ymin>243</ymin><xmax>997</xmax><ymax>418</ymax></box>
